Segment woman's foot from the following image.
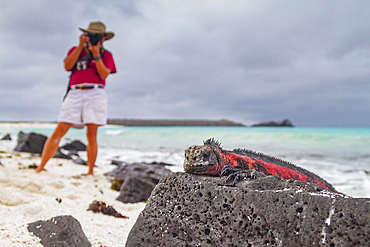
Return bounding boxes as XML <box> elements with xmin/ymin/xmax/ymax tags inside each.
<box><xmin>35</xmin><ymin>166</ymin><xmax>44</xmax><ymax>173</ymax></box>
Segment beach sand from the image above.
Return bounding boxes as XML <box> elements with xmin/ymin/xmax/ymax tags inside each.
<box><xmin>0</xmin><ymin>148</ymin><xmax>145</xmax><ymax>246</ymax></box>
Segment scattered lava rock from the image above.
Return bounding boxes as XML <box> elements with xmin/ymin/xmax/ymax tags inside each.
<box><xmin>105</xmin><ymin>162</ymin><xmax>172</xmax><ymax>203</ymax></box>
<box><xmin>1</xmin><ymin>133</ymin><xmax>11</xmax><ymax>141</ymax></box>
<box><xmin>61</xmin><ymin>140</ymin><xmax>87</xmax><ymax>151</ymax></box>
<box><xmin>28</xmin><ymin>215</ymin><xmax>91</xmax><ymax>247</ymax></box>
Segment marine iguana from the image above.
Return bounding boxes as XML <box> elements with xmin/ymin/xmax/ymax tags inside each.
<box><xmin>183</xmin><ymin>138</ymin><xmax>338</xmax><ymax>193</ymax></box>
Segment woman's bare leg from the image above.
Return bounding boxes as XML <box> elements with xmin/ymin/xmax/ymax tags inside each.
<box><xmin>86</xmin><ymin>124</ymin><xmax>99</xmax><ymax>175</ymax></box>
<box><xmin>35</xmin><ymin>122</ymin><xmax>72</xmax><ymax>173</ymax></box>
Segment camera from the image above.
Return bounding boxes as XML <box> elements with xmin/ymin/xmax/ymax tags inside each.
<box><xmin>87</xmin><ymin>33</ymin><xmax>103</xmax><ymax>45</ymax></box>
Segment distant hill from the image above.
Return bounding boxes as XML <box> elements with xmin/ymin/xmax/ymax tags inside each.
<box><xmin>107</xmin><ymin>119</ymin><xmax>245</xmax><ymax>127</ymax></box>
<box><xmin>251</xmin><ymin>119</ymin><xmax>294</xmax><ymax>127</ymax></box>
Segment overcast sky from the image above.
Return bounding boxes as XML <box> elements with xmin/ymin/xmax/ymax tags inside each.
<box><xmin>0</xmin><ymin>0</ymin><xmax>369</xmax><ymax>127</ymax></box>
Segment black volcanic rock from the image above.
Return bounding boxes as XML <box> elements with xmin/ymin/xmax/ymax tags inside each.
<box><xmin>105</xmin><ymin>162</ymin><xmax>172</xmax><ymax>203</ymax></box>
<box><xmin>126</xmin><ymin>172</ymin><xmax>369</xmax><ymax>247</ymax></box>
<box><xmin>61</xmin><ymin>140</ymin><xmax>86</xmax><ymax>151</ymax></box>
<box><xmin>14</xmin><ymin>132</ymin><xmax>47</xmax><ymax>154</ymax></box>
<box><xmin>53</xmin><ymin>148</ymin><xmax>73</xmax><ymax>159</ymax></box>
<box><xmin>1</xmin><ymin>133</ymin><xmax>11</xmax><ymax>140</ymax></box>
<box><xmin>28</xmin><ymin>215</ymin><xmax>91</xmax><ymax>247</ymax></box>
<box><xmin>13</xmin><ymin>132</ymin><xmax>87</xmax><ymax>161</ymax></box>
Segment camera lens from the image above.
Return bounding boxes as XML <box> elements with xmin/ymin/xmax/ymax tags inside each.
<box><xmin>88</xmin><ymin>33</ymin><xmax>103</xmax><ymax>45</ymax></box>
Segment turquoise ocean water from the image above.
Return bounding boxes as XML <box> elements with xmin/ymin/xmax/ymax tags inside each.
<box><xmin>1</xmin><ymin>125</ymin><xmax>369</xmax><ymax>198</ymax></box>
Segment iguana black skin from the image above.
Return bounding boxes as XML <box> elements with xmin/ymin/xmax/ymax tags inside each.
<box><xmin>183</xmin><ymin>138</ymin><xmax>338</xmax><ymax>193</ymax></box>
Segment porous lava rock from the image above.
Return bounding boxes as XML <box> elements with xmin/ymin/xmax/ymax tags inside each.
<box><xmin>14</xmin><ymin>132</ymin><xmax>87</xmax><ymax>162</ymax></box>
<box><xmin>61</xmin><ymin>140</ymin><xmax>87</xmax><ymax>151</ymax></box>
<box><xmin>28</xmin><ymin>215</ymin><xmax>91</xmax><ymax>247</ymax></box>
<box><xmin>126</xmin><ymin>172</ymin><xmax>369</xmax><ymax>247</ymax></box>
<box><xmin>105</xmin><ymin>162</ymin><xmax>172</xmax><ymax>203</ymax></box>
<box><xmin>53</xmin><ymin>149</ymin><xmax>73</xmax><ymax>159</ymax></box>
<box><xmin>14</xmin><ymin>131</ymin><xmax>47</xmax><ymax>154</ymax></box>
<box><xmin>1</xmin><ymin>133</ymin><xmax>11</xmax><ymax>140</ymax></box>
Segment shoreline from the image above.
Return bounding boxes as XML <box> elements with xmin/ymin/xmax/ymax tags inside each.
<box><xmin>0</xmin><ymin>119</ymin><xmax>246</xmax><ymax>127</ymax></box>
<box><xmin>0</xmin><ymin>149</ymin><xmax>145</xmax><ymax>246</ymax></box>
<box><xmin>0</xmin><ymin>122</ymin><xmax>119</xmax><ymax>129</ymax></box>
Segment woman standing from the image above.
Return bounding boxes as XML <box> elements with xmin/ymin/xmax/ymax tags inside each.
<box><xmin>36</xmin><ymin>21</ymin><xmax>117</xmax><ymax>175</ymax></box>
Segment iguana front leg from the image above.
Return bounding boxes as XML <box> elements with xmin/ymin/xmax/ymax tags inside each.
<box><xmin>221</xmin><ymin>165</ymin><xmax>265</xmax><ymax>185</ymax></box>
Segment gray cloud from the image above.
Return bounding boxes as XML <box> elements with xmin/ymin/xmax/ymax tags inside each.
<box><xmin>0</xmin><ymin>0</ymin><xmax>369</xmax><ymax>126</ymax></box>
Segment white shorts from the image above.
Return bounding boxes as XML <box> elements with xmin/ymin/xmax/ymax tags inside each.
<box><xmin>57</xmin><ymin>87</ymin><xmax>107</xmax><ymax>129</ymax></box>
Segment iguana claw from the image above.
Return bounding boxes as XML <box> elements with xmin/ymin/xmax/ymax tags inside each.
<box><xmin>221</xmin><ymin>165</ymin><xmax>265</xmax><ymax>185</ymax></box>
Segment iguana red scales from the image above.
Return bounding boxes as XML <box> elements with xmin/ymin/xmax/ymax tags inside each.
<box><xmin>183</xmin><ymin>138</ymin><xmax>338</xmax><ymax>193</ymax></box>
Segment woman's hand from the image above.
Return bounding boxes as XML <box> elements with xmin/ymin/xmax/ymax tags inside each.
<box><xmin>87</xmin><ymin>35</ymin><xmax>105</xmax><ymax>57</ymax></box>
<box><xmin>79</xmin><ymin>32</ymin><xmax>90</xmax><ymax>46</ymax></box>
<box><xmin>64</xmin><ymin>33</ymin><xmax>90</xmax><ymax>71</ymax></box>
<box><xmin>89</xmin><ymin>36</ymin><xmax>111</xmax><ymax>80</ymax></box>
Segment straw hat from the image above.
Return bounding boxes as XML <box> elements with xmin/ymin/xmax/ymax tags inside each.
<box><xmin>79</xmin><ymin>21</ymin><xmax>114</xmax><ymax>40</ymax></box>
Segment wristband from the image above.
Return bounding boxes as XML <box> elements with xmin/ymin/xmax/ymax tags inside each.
<box><xmin>94</xmin><ymin>56</ymin><xmax>101</xmax><ymax>61</ymax></box>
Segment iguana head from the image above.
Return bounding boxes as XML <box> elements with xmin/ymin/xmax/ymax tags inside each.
<box><xmin>183</xmin><ymin>138</ymin><xmax>224</xmax><ymax>176</ymax></box>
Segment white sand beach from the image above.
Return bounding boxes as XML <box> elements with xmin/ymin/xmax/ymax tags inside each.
<box><xmin>1</xmin><ymin>122</ymin><xmax>369</xmax><ymax>246</ymax></box>
<box><xmin>0</xmin><ymin>148</ymin><xmax>145</xmax><ymax>246</ymax></box>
